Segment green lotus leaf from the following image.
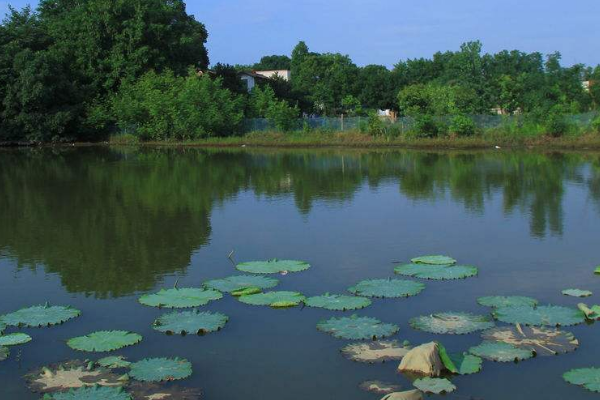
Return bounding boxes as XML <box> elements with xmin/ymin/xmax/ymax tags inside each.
<box><xmin>481</xmin><ymin>324</ymin><xmax>578</xmax><ymax>356</ymax></box>
<box><xmin>359</xmin><ymin>380</ymin><xmax>402</xmax><ymax>394</ymax></box>
<box><xmin>0</xmin><ymin>346</ymin><xmax>9</xmax><ymax>361</ymax></box>
<box><xmin>564</xmin><ymin>368</ymin><xmax>600</xmax><ymax>393</ymax></box>
<box><xmin>562</xmin><ymin>289</ymin><xmax>593</xmax><ymax>298</ymax></box>
<box><xmin>0</xmin><ymin>304</ymin><xmax>81</xmax><ymax>328</ymax></box>
<box><xmin>413</xmin><ymin>377</ymin><xmax>456</xmax><ymax>394</ymax></box>
<box><xmin>448</xmin><ymin>353</ymin><xmax>483</xmax><ymax>375</ymax></box>
<box><xmin>341</xmin><ymin>340</ymin><xmax>410</xmax><ymax>363</ymax></box>
<box><xmin>477</xmin><ymin>296</ymin><xmax>538</xmax><ymax>308</ymax></box>
<box><xmin>410</xmin><ymin>255</ymin><xmax>457</xmax><ymax>265</ymax></box>
<box><xmin>578</xmin><ymin>303</ymin><xmax>600</xmax><ymax>320</ymax></box>
<box><xmin>317</xmin><ymin>315</ymin><xmax>399</xmax><ymax>340</ymax></box>
<box><xmin>203</xmin><ymin>275</ymin><xmax>278</xmax><ymax>293</ymax></box>
<box><xmin>238</xmin><ymin>291</ymin><xmax>305</xmax><ymax>307</ymax></box>
<box><xmin>394</xmin><ymin>264</ymin><xmax>478</xmax><ymax>280</ymax></box>
<box><xmin>26</xmin><ymin>360</ymin><xmax>124</xmax><ymax>393</ymax></box>
<box><xmin>0</xmin><ymin>333</ymin><xmax>32</xmax><ymax>346</ymax></box>
<box><xmin>138</xmin><ymin>288</ymin><xmax>222</xmax><ymax>308</ymax></box>
<box><xmin>41</xmin><ymin>386</ymin><xmax>131</xmax><ymax>400</ymax></box>
<box><xmin>595</xmin><ymin>266</ymin><xmax>600</xmax><ymax>275</ymax></box>
<box><xmin>97</xmin><ymin>356</ymin><xmax>131</xmax><ymax>369</ymax></box>
<box><xmin>304</xmin><ymin>294</ymin><xmax>372</xmax><ymax>311</ymax></box>
<box><xmin>231</xmin><ymin>287</ymin><xmax>262</xmax><ymax>297</ymax></box>
<box><xmin>236</xmin><ymin>259</ymin><xmax>310</xmax><ymax>274</ymax></box>
<box><xmin>153</xmin><ymin>310</ymin><xmax>228</xmax><ymax>335</ymax></box>
<box><xmin>494</xmin><ymin>305</ymin><xmax>586</xmax><ymax>327</ymax></box>
<box><xmin>410</xmin><ymin>312</ymin><xmax>494</xmax><ymax>335</ymax></box>
<box><xmin>67</xmin><ymin>331</ymin><xmax>142</xmax><ymax>352</ymax></box>
<box><xmin>348</xmin><ymin>279</ymin><xmax>425</xmax><ymax>298</ymax></box>
<box><xmin>129</xmin><ymin>358</ymin><xmax>192</xmax><ymax>382</ymax></box>
<box><xmin>469</xmin><ymin>341</ymin><xmax>534</xmax><ymax>362</ymax></box>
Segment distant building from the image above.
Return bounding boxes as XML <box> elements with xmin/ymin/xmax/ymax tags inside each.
<box><xmin>377</xmin><ymin>109</ymin><xmax>397</xmax><ymax>119</ymax></box>
<box><xmin>253</xmin><ymin>70</ymin><xmax>291</xmax><ymax>81</ymax></box>
<box><xmin>583</xmin><ymin>80</ymin><xmax>592</xmax><ymax>92</ymax></box>
<box><xmin>239</xmin><ymin>70</ymin><xmax>291</xmax><ymax>92</ymax></box>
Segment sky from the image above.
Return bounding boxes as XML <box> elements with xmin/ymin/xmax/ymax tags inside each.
<box><xmin>2</xmin><ymin>0</ymin><xmax>599</xmax><ymax>68</ymax></box>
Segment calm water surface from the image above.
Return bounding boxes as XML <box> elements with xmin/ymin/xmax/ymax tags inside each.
<box><xmin>1</xmin><ymin>147</ymin><xmax>600</xmax><ymax>400</ymax></box>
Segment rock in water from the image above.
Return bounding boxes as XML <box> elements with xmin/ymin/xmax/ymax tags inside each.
<box><xmin>397</xmin><ymin>342</ymin><xmax>443</xmax><ymax>376</ymax></box>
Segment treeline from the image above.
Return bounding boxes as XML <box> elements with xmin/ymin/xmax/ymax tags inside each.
<box><xmin>1</xmin><ymin>1</ymin><xmax>599</xmax><ymax>143</ymax></box>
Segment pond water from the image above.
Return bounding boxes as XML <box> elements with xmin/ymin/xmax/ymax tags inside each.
<box><xmin>1</xmin><ymin>147</ymin><xmax>600</xmax><ymax>400</ymax></box>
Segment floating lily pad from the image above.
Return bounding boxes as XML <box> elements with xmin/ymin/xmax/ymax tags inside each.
<box><xmin>595</xmin><ymin>267</ymin><xmax>600</xmax><ymax>275</ymax></box>
<box><xmin>0</xmin><ymin>346</ymin><xmax>8</xmax><ymax>361</ymax></box>
<box><xmin>413</xmin><ymin>377</ymin><xmax>456</xmax><ymax>394</ymax></box>
<box><xmin>0</xmin><ymin>333</ymin><xmax>32</xmax><ymax>346</ymax></box>
<box><xmin>97</xmin><ymin>356</ymin><xmax>131</xmax><ymax>369</ymax></box>
<box><xmin>477</xmin><ymin>296</ymin><xmax>538</xmax><ymax>308</ymax></box>
<box><xmin>139</xmin><ymin>288</ymin><xmax>222</xmax><ymax>309</ymax></box>
<box><xmin>410</xmin><ymin>312</ymin><xmax>494</xmax><ymax>335</ymax></box>
<box><xmin>25</xmin><ymin>360</ymin><xmax>124</xmax><ymax>393</ymax></box>
<box><xmin>304</xmin><ymin>294</ymin><xmax>371</xmax><ymax>311</ymax></box>
<box><xmin>578</xmin><ymin>303</ymin><xmax>600</xmax><ymax>320</ymax></box>
<box><xmin>42</xmin><ymin>386</ymin><xmax>131</xmax><ymax>400</ymax></box>
<box><xmin>341</xmin><ymin>340</ymin><xmax>410</xmax><ymax>363</ymax></box>
<box><xmin>482</xmin><ymin>324</ymin><xmax>578</xmax><ymax>356</ymax></box>
<box><xmin>448</xmin><ymin>353</ymin><xmax>483</xmax><ymax>375</ymax></box>
<box><xmin>231</xmin><ymin>287</ymin><xmax>261</xmax><ymax>297</ymax></box>
<box><xmin>67</xmin><ymin>331</ymin><xmax>142</xmax><ymax>353</ymax></box>
<box><xmin>153</xmin><ymin>310</ymin><xmax>228</xmax><ymax>335</ymax></box>
<box><xmin>203</xmin><ymin>275</ymin><xmax>279</xmax><ymax>293</ymax></box>
<box><xmin>317</xmin><ymin>315</ymin><xmax>399</xmax><ymax>340</ymax></box>
<box><xmin>411</xmin><ymin>255</ymin><xmax>457</xmax><ymax>265</ymax></box>
<box><xmin>562</xmin><ymin>289</ymin><xmax>593</xmax><ymax>298</ymax></box>
<box><xmin>129</xmin><ymin>358</ymin><xmax>192</xmax><ymax>382</ymax></box>
<box><xmin>394</xmin><ymin>264</ymin><xmax>478</xmax><ymax>280</ymax></box>
<box><xmin>564</xmin><ymin>368</ymin><xmax>600</xmax><ymax>393</ymax></box>
<box><xmin>236</xmin><ymin>259</ymin><xmax>310</xmax><ymax>274</ymax></box>
<box><xmin>494</xmin><ymin>305</ymin><xmax>586</xmax><ymax>327</ymax></box>
<box><xmin>0</xmin><ymin>304</ymin><xmax>81</xmax><ymax>328</ymax></box>
<box><xmin>348</xmin><ymin>279</ymin><xmax>425</xmax><ymax>298</ymax></box>
<box><xmin>238</xmin><ymin>291</ymin><xmax>305</xmax><ymax>308</ymax></box>
<box><xmin>126</xmin><ymin>381</ymin><xmax>203</xmax><ymax>400</ymax></box>
<box><xmin>359</xmin><ymin>380</ymin><xmax>402</xmax><ymax>394</ymax></box>
<box><xmin>469</xmin><ymin>341</ymin><xmax>534</xmax><ymax>362</ymax></box>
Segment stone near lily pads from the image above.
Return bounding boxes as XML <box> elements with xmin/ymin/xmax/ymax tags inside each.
<box><xmin>317</xmin><ymin>315</ymin><xmax>399</xmax><ymax>340</ymax></box>
<box><xmin>359</xmin><ymin>380</ymin><xmax>402</xmax><ymax>394</ymax></box>
<box><xmin>562</xmin><ymin>289</ymin><xmax>593</xmax><ymax>298</ymax></box>
<box><xmin>129</xmin><ymin>357</ymin><xmax>192</xmax><ymax>383</ymax></box>
<box><xmin>381</xmin><ymin>390</ymin><xmax>424</xmax><ymax>400</ymax></box>
<box><xmin>481</xmin><ymin>324</ymin><xmax>578</xmax><ymax>356</ymax></box>
<box><xmin>477</xmin><ymin>295</ymin><xmax>538</xmax><ymax>309</ymax></box>
<box><xmin>493</xmin><ymin>305</ymin><xmax>586</xmax><ymax>327</ymax></box>
<box><xmin>304</xmin><ymin>294</ymin><xmax>371</xmax><ymax>311</ymax></box>
<box><xmin>67</xmin><ymin>331</ymin><xmax>142</xmax><ymax>353</ymax></box>
<box><xmin>398</xmin><ymin>342</ymin><xmax>444</xmax><ymax>377</ymax></box>
<box><xmin>236</xmin><ymin>259</ymin><xmax>310</xmax><ymax>274</ymax></box>
<box><xmin>412</xmin><ymin>377</ymin><xmax>456</xmax><ymax>394</ymax></box>
<box><xmin>341</xmin><ymin>340</ymin><xmax>410</xmax><ymax>363</ymax></box>
<box><xmin>410</xmin><ymin>255</ymin><xmax>457</xmax><ymax>265</ymax></box>
<box><xmin>563</xmin><ymin>367</ymin><xmax>600</xmax><ymax>393</ymax></box>
<box><xmin>348</xmin><ymin>279</ymin><xmax>425</xmax><ymax>298</ymax></box>
<box><xmin>410</xmin><ymin>312</ymin><xmax>494</xmax><ymax>335</ymax></box>
<box><xmin>0</xmin><ymin>304</ymin><xmax>81</xmax><ymax>328</ymax></box>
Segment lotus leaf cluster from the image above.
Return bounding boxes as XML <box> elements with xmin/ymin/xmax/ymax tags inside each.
<box><xmin>67</xmin><ymin>331</ymin><xmax>142</xmax><ymax>353</ymax></box>
<box><xmin>41</xmin><ymin>386</ymin><xmax>131</xmax><ymax>400</ymax></box>
<box><xmin>153</xmin><ymin>310</ymin><xmax>228</xmax><ymax>335</ymax></box>
<box><xmin>412</xmin><ymin>377</ymin><xmax>456</xmax><ymax>394</ymax></box>
<box><xmin>341</xmin><ymin>340</ymin><xmax>410</xmax><ymax>363</ymax></box>
<box><xmin>411</xmin><ymin>255</ymin><xmax>457</xmax><ymax>265</ymax></box>
<box><xmin>493</xmin><ymin>305</ymin><xmax>586</xmax><ymax>327</ymax></box>
<box><xmin>236</xmin><ymin>259</ymin><xmax>310</xmax><ymax>274</ymax></box>
<box><xmin>0</xmin><ymin>332</ymin><xmax>32</xmax><ymax>346</ymax></box>
<box><xmin>578</xmin><ymin>303</ymin><xmax>600</xmax><ymax>320</ymax></box>
<box><xmin>481</xmin><ymin>324</ymin><xmax>578</xmax><ymax>356</ymax></box>
<box><xmin>25</xmin><ymin>360</ymin><xmax>123</xmax><ymax>393</ymax></box>
<box><xmin>563</xmin><ymin>368</ymin><xmax>600</xmax><ymax>393</ymax></box>
<box><xmin>348</xmin><ymin>279</ymin><xmax>425</xmax><ymax>298</ymax></box>
<box><xmin>562</xmin><ymin>289</ymin><xmax>592</xmax><ymax>298</ymax></box>
<box><xmin>0</xmin><ymin>304</ymin><xmax>81</xmax><ymax>328</ymax></box>
<box><xmin>469</xmin><ymin>341</ymin><xmax>534</xmax><ymax>362</ymax></box>
<box><xmin>238</xmin><ymin>291</ymin><xmax>305</xmax><ymax>308</ymax></box>
<box><xmin>129</xmin><ymin>358</ymin><xmax>192</xmax><ymax>382</ymax></box>
<box><xmin>317</xmin><ymin>315</ymin><xmax>399</xmax><ymax>340</ymax></box>
<box><xmin>409</xmin><ymin>312</ymin><xmax>494</xmax><ymax>335</ymax></box>
<box><xmin>359</xmin><ymin>380</ymin><xmax>402</xmax><ymax>394</ymax></box>
<box><xmin>138</xmin><ymin>288</ymin><xmax>222</xmax><ymax>308</ymax></box>
<box><xmin>203</xmin><ymin>275</ymin><xmax>278</xmax><ymax>293</ymax></box>
<box><xmin>477</xmin><ymin>296</ymin><xmax>538</xmax><ymax>308</ymax></box>
<box><xmin>304</xmin><ymin>294</ymin><xmax>371</xmax><ymax>311</ymax></box>
<box><xmin>394</xmin><ymin>263</ymin><xmax>478</xmax><ymax>280</ymax></box>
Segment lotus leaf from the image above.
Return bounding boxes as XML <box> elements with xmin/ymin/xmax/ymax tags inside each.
<box><xmin>231</xmin><ymin>287</ymin><xmax>261</xmax><ymax>297</ymax></box>
<box><xmin>0</xmin><ymin>346</ymin><xmax>8</xmax><ymax>361</ymax></box>
<box><xmin>435</xmin><ymin>341</ymin><xmax>457</xmax><ymax>373</ymax></box>
<box><xmin>394</xmin><ymin>264</ymin><xmax>477</xmax><ymax>280</ymax></box>
<box><xmin>477</xmin><ymin>296</ymin><xmax>538</xmax><ymax>308</ymax></box>
<box><xmin>341</xmin><ymin>340</ymin><xmax>410</xmax><ymax>363</ymax></box>
<box><xmin>138</xmin><ymin>288</ymin><xmax>222</xmax><ymax>309</ymax></box>
<box><xmin>67</xmin><ymin>331</ymin><xmax>142</xmax><ymax>353</ymax></box>
<box><xmin>0</xmin><ymin>332</ymin><xmax>32</xmax><ymax>346</ymax></box>
<box><xmin>381</xmin><ymin>390</ymin><xmax>424</xmax><ymax>400</ymax></box>
<box><xmin>411</xmin><ymin>255</ymin><xmax>457</xmax><ymax>265</ymax></box>
<box><xmin>317</xmin><ymin>315</ymin><xmax>399</xmax><ymax>340</ymax></box>
<box><xmin>578</xmin><ymin>303</ymin><xmax>600</xmax><ymax>320</ymax></box>
<box><xmin>153</xmin><ymin>310</ymin><xmax>228</xmax><ymax>335</ymax></box>
<box><xmin>203</xmin><ymin>275</ymin><xmax>278</xmax><ymax>293</ymax></box>
<box><xmin>347</xmin><ymin>279</ymin><xmax>425</xmax><ymax>298</ymax></box>
<box><xmin>359</xmin><ymin>380</ymin><xmax>402</xmax><ymax>394</ymax></box>
<box><xmin>410</xmin><ymin>312</ymin><xmax>494</xmax><ymax>335</ymax></box>
<box><xmin>412</xmin><ymin>377</ymin><xmax>456</xmax><ymax>394</ymax></box>
<box><xmin>481</xmin><ymin>324</ymin><xmax>578</xmax><ymax>356</ymax></box>
<box><xmin>562</xmin><ymin>289</ymin><xmax>593</xmax><ymax>298</ymax></box>
<box><xmin>304</xmin><ymin>294</ymin><xmax>371</xmax><ymax>311</ymax></box>
<box><xmin>97</xmin><ymin>356</ymin><xmax>131</xmax><ymax>369</ymax></box>
<box><xmin>0</xmin><ymin>304</ymin><xmax>80</xmax><ymax>328</ymax></box>
<box><xmin>238</xmin><ymin>291</ymin><xmax>305</xmax><ymax>307</ymax></box>
<box><xmin>26</xmin><ymin>360</ymin><xmax>124</xmax><ymax>393</ymax></box>
<box><xmin>563</xmin><ymin>368</ymin><xmax>600</xmax><ymax>393</ymax></box>
<box><xmin>126</xmin><ymin>381</ymin><xmax>202</xmax><ymax>400</ymax></box>
<box><xmin>41</xmin><ymin>386</ymin><xmax>131</xmax><ymax>400</ymax></box>
<box><xmin>129</xmin><ymin>358</ymin><xmax>192</xmax><ymax>382</ymax></box>
<box><xmin>469</xmin><ymin>341</ymin><xmax>533</xmax><ymax>362</ymax></box>
<box><xmin>494</xmin><ymin>305</ymin><xmax>586</xmax><ymax>327</ymax></box>
<box><xmin>236</xmin><ymin>259</ymin><xmax>310</xmax><ymax>274</ymax></box>
<box><xmin>595</xmin><ymin>267</ymin><xmax>600</xmax><ymax>275</ymax></box>
<box><xmin>448</xmin><ymin>353</ymin><xmax>482</xmax><ymax>375</ymax></box>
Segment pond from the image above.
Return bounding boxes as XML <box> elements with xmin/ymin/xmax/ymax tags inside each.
<box><xmin>0</xmin><ymin>147</ymin><xmax>599</xmax><ymax>400</ymax></box>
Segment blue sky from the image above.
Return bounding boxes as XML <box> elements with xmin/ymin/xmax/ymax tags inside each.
<box><xmin>2</xmin><ymin>0</ymin><xmax>599</xmax><ymax>68</ymax></box>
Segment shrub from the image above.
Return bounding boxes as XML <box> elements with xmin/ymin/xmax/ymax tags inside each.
<box><xmin>412</xmin><ymin>115</ymin><xmax>445</xmax><ymax>138</ymax></box>
<box><xmin>449</xmin><ymin>115</ymin><xmax>477</xmax><ymax>136</ymax></box>
<box><xmin>265</xmin><ymin>101</ymin><xmax>299</xmax><ymax>132</ymax></box>
<box><xmin>591</xmin><ymin>115</ymin><xmax>600</xmax><ymax>134</ymax></box>
<box><xmin>367</xmin><ymin>112</ymin><xmax>385</xmax><ymax>135</ymax></box>
<box><xmin>545</xmin><ymin>112</ymin><xmax>569</xmax><ymax>138</ymax></box>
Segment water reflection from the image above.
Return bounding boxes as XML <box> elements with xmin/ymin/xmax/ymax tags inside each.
<box><xmin>0</xmin><ymin>147</ymin><xmax>598</xmax><ymax>298</ymax></box>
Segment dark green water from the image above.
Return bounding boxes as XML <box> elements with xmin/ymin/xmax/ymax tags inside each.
<box><xmin>1</xmin><ymin>147</ymin><xmax>600</xmax><ymax>400</ymax></box>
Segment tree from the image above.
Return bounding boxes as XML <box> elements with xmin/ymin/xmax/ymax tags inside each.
<box><xmin>213</xmin><ymin>63</ymin><xmax>247</xmax><ymax>94</ymax></box>
<box><xmin>253</xmin><ymin>55</ymin><xmax>291</xmax><ymax>70</ymax></box>
<box><xmin>357</xmin><ymin>65</ymin><xmax>395</xmax><ymax>110</ymax></box>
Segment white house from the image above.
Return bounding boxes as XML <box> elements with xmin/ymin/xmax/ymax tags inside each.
<box><xmin>239</xmin><ymin>70</ymin><xmax>292</xmax><ymax>92</ymax></box>
<box><xmin>254</xmin><ymin>70</ymin><xmax>291</xmax><ymax>81</ymax></box>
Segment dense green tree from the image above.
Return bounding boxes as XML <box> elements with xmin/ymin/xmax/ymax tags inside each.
<box><xmin>253</xmin><ymin>55</ymin><xmax>291</xmax><ymax>70</ymax></box>
<box><xmin>357</xmin><ymin>65</ymin><xmax>395</xmax><ymax>110</ymax></box>
<box><xmin>213</xmin><ymin>63</ymin><xmax>247</xmax><ymax>94</ymax></box>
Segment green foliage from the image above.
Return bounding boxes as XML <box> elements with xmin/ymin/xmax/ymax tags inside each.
<box><xmin>129</xmin><ymin>358</ymin><xmax>192</xmax><ymax>382</ymax></box>
<box><xmin>348</xmin><ymin>279</ymin><xmax>425</xmax><ymax>298</ymax></box>
<box><xmin>563</xmin><ymin>368</ymin><xmax>600</xmax><ymax>393</ymax></box>
<box><xmin>236</xmin><ymin>259</ymin><xmax>311</xmax><ymax>274</ymax></box>
<box><xmin>341</xmin><ymin>95</ymin><xmax>363</xmax><ymax>116</ymax></box>
<box><xmin>316</xmin><ymin>315</ymin><xmax>399</xmax><ymax>340</ymax></box>
<box><xmin>304</xmin><ymin>294</ymin><xmax>372</xmax><ymax>311</ymax></box>
<box><xmin>138</xmin><ymin>288</ymin><xmax>223</xmax><ymax>308</ymax></box>
<box><xmin>248</xmin><ymin>85</ymin><xmax>299</xmax><ymax>131</ymax></box>
<box><xmin>0</xmin><ymin>333</ymin><xmax>32</xmax><ymax>346</ymax></box>
<box><xmin>591</xmin><ymin>115</ymin><xmax>600</xmax><ymax>133</ymax></box>
<box><xmin>42</xmin><ymin>386</ymin><xmax>131</xmax><ymax>400</ymax></box>
<box><xmin>67</xmin><ymin>331</ymin><xmax>142</xmax><ymax>352</ymax></box>
<box><xmin>545</xmin><ymin>111</ymin><xmax>570</xmax><ymax>137</ymax></box>
<box><xmin>447</xmin><ymin>353</ymin><xmax>483</xmax><ymax>375</ymax></box>
<box><xmin>449</xmin><ymin>115</ymin><xmax>477</xmax><ymax>136</ymax></box>
<box><xmin>409</xmin><ymin>312</ymin><xmax>495</xmax><ymax>334</ymax></box>
<box><xmin>152</xmin><ymin>310</ymin><xmax>228</xmax><ymax>335</ymax></box>
<box><xmin>0</xmin><ymin>304</ymin><xmax>81</xmax><ymax>328</ymax></box>
<box><xmin>253</xmin><ymin>55</ymin><xmax>291</xmax><ymax>71</ymax></box>
<box><xmin>411</xmin><ymin>115</ymin><xmax>446</xmax><ymax>138</ymax></box>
